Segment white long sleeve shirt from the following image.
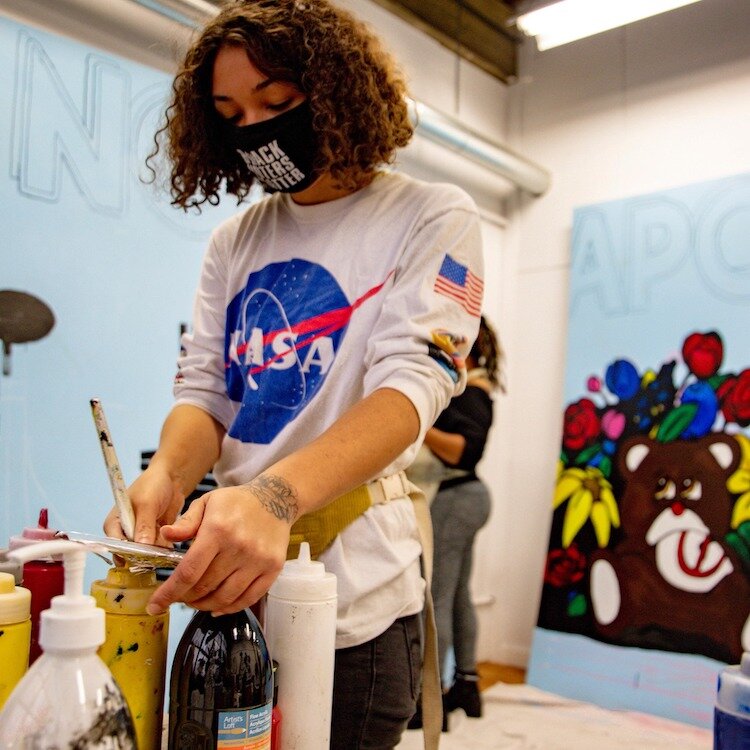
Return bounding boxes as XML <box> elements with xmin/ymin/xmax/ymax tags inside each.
<box><xmin>174</xmin><ymin>170</ymin><xmax>484</xmax><ymax>646</ymax></box>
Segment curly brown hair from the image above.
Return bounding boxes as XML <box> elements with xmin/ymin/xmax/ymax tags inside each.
<box><xmin>469</xmin><ymin>315</ymin><xmax>505</xmax><ymax>391</ymax></box>
<box><xmin>149</xmin><ymin>0</ymin><xmax>414</xmax><ymax>210</ymax></box>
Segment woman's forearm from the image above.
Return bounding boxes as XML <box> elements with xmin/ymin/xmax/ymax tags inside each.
<box><xmin>149</xmin><ymin>403</ymin><xmax>226</xmax><ymax>497</ymax></box>
<box><xmin>423</xmin><ymin>426</ymin><xmax>465</xmax><ymax>466</ymax></box>
<box><xmin>266</xmin><ymin>387</ymin><xmax>420</xmax><ymax>517</ymax></box>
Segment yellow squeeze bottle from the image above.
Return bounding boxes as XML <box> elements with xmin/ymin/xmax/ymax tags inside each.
<box><xmin>0</xmin><ymin>572</ymin><xmax>31</xmax><ymax>710</ymax></box>
<box><xmin>91</xmin><ymin>568</ymin><xmax>169</xmax><ymax>750</ymax></box>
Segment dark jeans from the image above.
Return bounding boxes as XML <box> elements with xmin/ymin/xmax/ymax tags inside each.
<box><xmin>330</xmin><ymin>612</ymin><xmax>423</xmax><ymax>749</ymax></box>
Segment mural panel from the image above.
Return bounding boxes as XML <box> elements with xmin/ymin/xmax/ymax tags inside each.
<box><xmin>528</xmin><ymin>173</ymin><xmax>750</xmax><ymax>727</ymax></box>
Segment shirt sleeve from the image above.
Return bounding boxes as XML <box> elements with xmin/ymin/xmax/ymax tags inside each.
<box><xmin>172</xmin><ymin>231</ymin><xmax>237</xmax><ymax>430</ymax></box>
<box><xmin>362</xmin><ymin>185</ymin><xmax>485</xmax><ymax>444</ymax></box>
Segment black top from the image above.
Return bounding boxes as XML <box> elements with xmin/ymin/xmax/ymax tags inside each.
<box><xmin>433</xmin><ymin>383</ymin><xmax>494</xmax><ymax>473</ymax></box>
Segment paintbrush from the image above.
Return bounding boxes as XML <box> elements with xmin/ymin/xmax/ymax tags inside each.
<box><xmin>90</xmin><ymin>398</ymin><xmax>136</xmax><ymax>541</ymax></box>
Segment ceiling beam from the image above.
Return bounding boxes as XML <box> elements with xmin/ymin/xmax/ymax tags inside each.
<box><xmin>369</xmin><ymin>0</ymin><xmax>520</xmax><ymax>83</ymax></box>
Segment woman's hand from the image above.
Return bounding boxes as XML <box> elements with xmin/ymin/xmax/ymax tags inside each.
<box><xmin>138</xmin><ymin>388</ymin><xmax>419</xmax><ymax>615</ymax></box>
<box><xmin>145</xmin><ymin>475</ymin><xmax>295</xmax><ymax>616</ymax></box>
<box><xmin>103</xmin><ymin>462</ymin><xmax>186</xmax><ymax>546</ymax></box>
<box><xmin>103</xmin><ymin>404</ymin><xmax>225</xmax><ymax>546</ymax></box>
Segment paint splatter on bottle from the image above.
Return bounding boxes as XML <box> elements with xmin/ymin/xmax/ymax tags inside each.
<box><xmin>0</xmin><ymin>540</ymin><xmax>136</xmax><ymax>749</ymax></box>
<box><xmin>92</xmin><ymin>567</ymin><xmax>169</xmax><ymax>750</ymax></box>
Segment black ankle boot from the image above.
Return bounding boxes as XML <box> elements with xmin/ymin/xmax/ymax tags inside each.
<box><xmin>406</xmin><ymin>701</ymin><xmax>422</xmax><ymax>730</ymax></box>
<box><xmin>406</xmin><ymin>696</ymin><xmax>450</xmax><ymax>732</ymax></box>
<box><xmin>445</xmin><ymin>671</ymin><xmax>482</xmax><ymax>718</ymax></box>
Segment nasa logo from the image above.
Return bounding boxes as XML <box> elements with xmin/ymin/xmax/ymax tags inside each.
<box><xmin>224</xmin><ymin>258</ymin><xmax>350</xmax><ymax>444</ymax></box>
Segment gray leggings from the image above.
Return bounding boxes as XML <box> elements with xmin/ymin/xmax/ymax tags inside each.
<box><xmin>430</xmin><ymin>479</ymin><xmax>491</xmax><ymax>683</ymax></box>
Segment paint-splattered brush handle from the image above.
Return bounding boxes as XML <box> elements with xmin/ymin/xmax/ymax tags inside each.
<box><xmin>90</xmin><ymin>398</ymin><xmax>136</xmax><ymax>541</ymax></box>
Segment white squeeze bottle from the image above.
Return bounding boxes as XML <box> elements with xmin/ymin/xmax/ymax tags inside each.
<box><xmin>0</xmin><ymin>540</ymin><xmax>136</xmax><ymax>749</ymax></box>
<box><xmin>266</xmin><ymin>542</ymin><xmax>337</xmax><ymax>750</ymax></box>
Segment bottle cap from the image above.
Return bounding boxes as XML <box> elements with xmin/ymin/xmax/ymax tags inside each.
<box><xmin>8</xmin><ymin>509</ymin><xmax>62</xmax><ymax>561</ymax></box>
<box><xmin>0</xmin><ymin>571</ymin><xmax>31</xmax><ymax>625</ymax></box>
<box><xmin>268</xmin><ymin>542</ymin><xmax>337</xmax><ymax>602</ymax></box>
<box><xmin>0</xmin><ymin>548</ymin><xmax>22</xmax><ymax>584</ymax></box>
<box><xmin>91</xmin><ymin>567</ymin><xmax>159</xmax><ymax>614</ymax></box>
<box><xmin>9</xmin><ymin>540</ymin><xmax>106</xmax><ymax>652</ymax></box>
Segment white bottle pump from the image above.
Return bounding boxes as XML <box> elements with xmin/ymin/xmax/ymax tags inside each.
<box><xmin>0</xmin><ymin>540</ymin><xmax>136</xmax><ymax>749</ymax></box>
<box><xmin>19</xmin><ymin>539</ymin><xmax>102</xmax><ymax>651</ymax></box>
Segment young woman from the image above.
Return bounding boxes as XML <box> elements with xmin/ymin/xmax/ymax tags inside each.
<box><xmin>423</xmin><ymin>315</ymin><xmax>503</xmax><ymax>727</ymax></box>
<box><xmin>104</xmin><ymin>1</ymin><xmax>484</xmax><ymax>747</ymax></box>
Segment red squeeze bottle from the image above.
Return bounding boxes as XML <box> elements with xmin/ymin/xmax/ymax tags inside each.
<box><xmin>8</xmin><ymin>509</ymin><xmax>64</xmax><ymax>664</ymax></box>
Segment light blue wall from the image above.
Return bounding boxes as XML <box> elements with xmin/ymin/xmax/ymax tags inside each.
<box><xmin>0</xmin><ymin>17</ymin><xmax>242</xmax><ymax>576</ymax></box>
<box><xmin>563</xmin><ymin>173</ymin><xmax>750</xmax><ymax>405</ymax></box>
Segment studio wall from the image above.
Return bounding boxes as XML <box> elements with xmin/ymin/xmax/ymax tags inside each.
<box><xmin>500</xmin><ymin>0</ymin><xmax>750</xmax><ymax>668</ymax></box>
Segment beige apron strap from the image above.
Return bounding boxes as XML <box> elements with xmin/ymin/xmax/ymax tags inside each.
<box><xmin>287</xmin><ymin>484</ymin><xmax>372</xmax><ymax>560</ymax></box>
<box><xmin>408</xmin><ymin>481</ymin><xmax>442</xmax><ymax>750</ymax></box>
<box><xmin>288</xmin><ymin>472</ymin><xmax>413</xmax><ymax>560</ymax></box>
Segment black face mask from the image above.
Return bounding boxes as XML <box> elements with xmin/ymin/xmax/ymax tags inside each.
<box><xmin>224</xmin><ymin>100</ymin><xmax>318</xmax><ymax>194</ymax></box>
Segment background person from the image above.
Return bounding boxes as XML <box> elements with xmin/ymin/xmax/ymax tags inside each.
<box><xmin>423</xmin><ymin>315</ymin><xmax>503</xmax><ymax>725</ymax></box>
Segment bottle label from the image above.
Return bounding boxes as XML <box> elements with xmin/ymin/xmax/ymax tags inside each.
<box><xmin>217</xmin><ymin>702</ymin><xmax>273</xmax><ymax>749</ymax></box>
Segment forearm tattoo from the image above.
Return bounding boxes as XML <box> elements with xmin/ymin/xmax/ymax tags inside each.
<box><xmin>245</xmin><ymin>474</ymin><xmax>299</xmax><ymax>523</ymax></box>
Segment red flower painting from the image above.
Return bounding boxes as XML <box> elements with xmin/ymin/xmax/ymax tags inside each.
<box><xmin>562</xmin><ymin>398</ymin><xmax>600</xmax><ymax>452</ymax></box>
<box><xmin>682</xmin><ymin>331</ymin><xmax>724</xmax><ymax>379</ymax></box>
<box><xmin>545</xmin><ymin>544</ymin><xmax>587</xmax><ymax>587</ymax></box>
<box><xmin>718</xmin><ymin>369</ymin><xmax>750</xmax><ymax>427</ymax></box>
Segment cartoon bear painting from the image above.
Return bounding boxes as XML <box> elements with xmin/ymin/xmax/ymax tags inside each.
<box><xmin>589</xmin><ymin>433</ymin><xmax>750</xmax><ymax>663</ymax></box>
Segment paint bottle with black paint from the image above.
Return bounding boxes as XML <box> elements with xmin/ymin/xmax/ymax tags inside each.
<box><xmin>0</xmin><ymin>540</ymin><xmax>136</xmax><ymax>748</ymax></box>
<box><xmin>715</xmin><ymin>652</ymin><xmax>750</xmax><ymax>749</ymax></box>
<box><xmin>91</xmin><ymin>567</ymin><xmax>169</xmax><ymax>750</ymax></box>
<box><xmin>168</xmin><ymin>606</ymin><xmax>274</xmax><ymax>749</ymax></box>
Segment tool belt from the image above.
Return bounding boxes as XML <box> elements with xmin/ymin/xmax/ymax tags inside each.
<box><xmin>286</xmin><ymin>470</ymin><xmax>443</xmax><ymax>750</ymax></box>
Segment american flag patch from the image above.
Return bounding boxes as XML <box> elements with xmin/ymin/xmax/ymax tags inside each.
<box><xmin>433</xmin><ymin>254</ymin><xmax>483</xmax><ymax>317</ymax></box>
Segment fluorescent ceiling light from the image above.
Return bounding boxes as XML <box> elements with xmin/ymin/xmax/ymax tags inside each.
<box><xmin>515</xmin><ymin>0</ymin><xmax>703</xmax><ymax>51</ymax></box>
